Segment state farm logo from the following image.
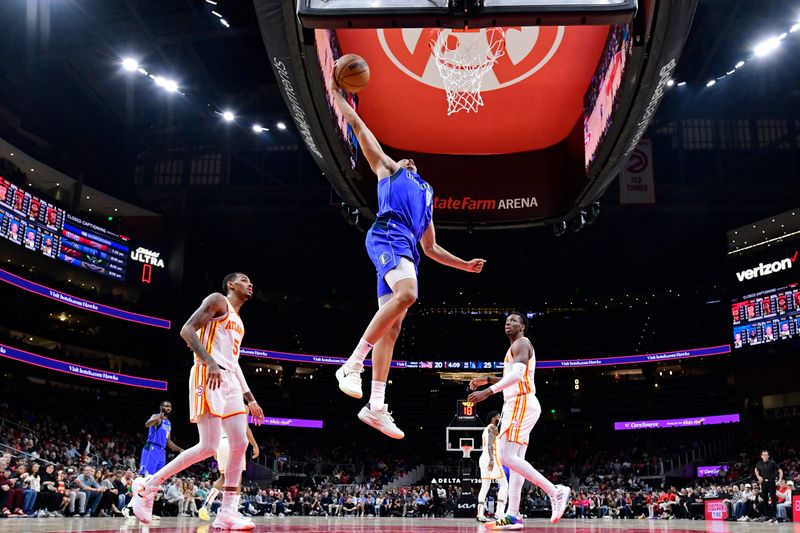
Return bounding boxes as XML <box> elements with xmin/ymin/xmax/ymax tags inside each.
<box><xmin>735</xmin><ymin>251</ymin><xmax>797</xmax><ymax>282</ymax></box>
<box><xmin>434</xmin><ymin>195</ymin><xmax>538</xmax><ymax>211</ymax></box>
<box><xmin>377</xmin><ymin>27</ymin><xmax>564</xmax><ymax>91</ymax></box>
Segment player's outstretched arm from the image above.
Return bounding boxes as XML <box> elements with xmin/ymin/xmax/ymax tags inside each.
<box><xmin>468</xmin><ymin>339</ymin><xmax>530</xmax><ymax>404</ymax></box>
<box><xmin>330</xmin><ymin>74</ymin><xmax>397</xmax><ymax>180</ymax></box>
<box><xmin>167</xmin><ymin>437</ymin><xmax>184</xmax><ymax>454</ymax></box>
<box><xmin>420</xmin><ymin>222</ymin><xmax>486</xmax><ymax>273</ymax></box>
<box><xmin>179</xmin><ymin>293</ymin><xmax>228</xmax><ymax>390</ymax></box>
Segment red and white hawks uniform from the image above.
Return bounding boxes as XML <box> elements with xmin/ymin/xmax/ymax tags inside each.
<box><xmin>189</xmin><ymin>298</ymin><xmax>247</xmax><ymax>423</ymax></box>
<box><xmin>498</xmin><ymin>343</ymin><xmax>541</xmax><ymax>446</ymax></box>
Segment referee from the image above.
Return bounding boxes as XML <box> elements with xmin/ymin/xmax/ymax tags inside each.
<box><xmin>754</xmin><ymin>450</ymin><xmax>783</xmax><ymax>522</ymax></box>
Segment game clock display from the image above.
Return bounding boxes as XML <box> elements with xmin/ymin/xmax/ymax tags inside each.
<box><xmin>731</xmin><ymin>283</ymin><xmax>800</xmax><ymax>348</ymax></box>
<box><xmin>456</xmin><ymin>400</ymin><xmax>479</xmax><ymax>422</ymax></box>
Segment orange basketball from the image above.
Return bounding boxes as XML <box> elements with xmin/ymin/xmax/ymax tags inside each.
<box><xmin>334</xmin><ymin>54</ymin><xmax>370</xmax><ymax>94</ymax></box>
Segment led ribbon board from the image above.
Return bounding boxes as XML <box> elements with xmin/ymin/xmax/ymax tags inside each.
<box><xmin>0</xmin><ymin>342</ymin><xmax>168</xmax><ymax>390</ymax></box>
<box><xmin>240</xmin><ymin>344</ymin><xmax>730</xmax><ymax>369</ymax></box>
<box><xmin>0</xmin><ymin>268</ymin><xmax>171</xmax><ymax>329</ymax></box>
<box><xmin>614</xmin><ymin>414</ymin><xmax>740</xmax><ymax>431</ymax></box>
<box><xmin>248</xmin><ymin>416</ymin><xmax>323</xmax><ymax>429</ymax></box>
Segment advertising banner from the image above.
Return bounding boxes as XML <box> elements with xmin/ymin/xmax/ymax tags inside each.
<box><xmin>615</xmin><ymin>414</ymin><xmax>739</xmax><ymax>431</ymax></box>
<box><xmin>620</xmin><ymin>139</ymin><xmax>656</xmax><ymax>204</ymax></box>
<box><xmin>704</xmin><ymin>499</ymin><xmax>729</xmax><ymax>521</ymax></box>
<box><xmin>0</xmin><ymin>342</ymin><xmax>168</xmax><ymax>390</ymax></box>
<box><xmin>0</xmin><ymin>268</ymin><xmax>171</xmax><ymax>329</ymax></box>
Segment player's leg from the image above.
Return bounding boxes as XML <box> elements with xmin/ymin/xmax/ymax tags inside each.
<box><xmin>477</xmin><ymin>479</ymin><xmax>492</xmax><ymax>520</ymax></box>
<box><xmin>132</xmin><ymin>412</ymin><xmax>221</xmax><ymax>524</ymax></box>
<box><xmin>355</xmin><ymin>289</ymin><xmax>410</xmax><ymax>438</ymax></box>
<box><xmin>213</xmin><ymin>413</ymin><xmax>253</xmax><ymax>530</ymax></box>
<box><xmin>497</xmin><ymin>434</ymin><xmax>570</xmax><ymax>524</ymax></box>
<box><xmin>496</xmin><ymin>474</ymin><xmax>509</xmax><ymax>517</ymax></box>
<box><xmin>503</xmin><ymin>445</ymin><xmax>528</xmax><ymax>520</ymax></box>
<box><xmin>361</xmin><ymin>274</ymin><xmax>417</xmax><ymax>353</ymax></box>
<box><xmin>138</xmin><ymin>446</ymin><xmax>150</xmax><ymax>476</ymax></box>
<box><xmin>337</xmin><ymin>257</ymin><xmax>417</xmax><ymax>400</ymax></box>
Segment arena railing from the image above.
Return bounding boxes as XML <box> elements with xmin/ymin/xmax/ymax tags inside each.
<box><xmin>0</xmin><ymin>442</ymin><xmax>57</xmax><ymax>467</ymax></box>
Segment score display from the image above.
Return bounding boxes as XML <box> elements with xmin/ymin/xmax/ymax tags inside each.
<box><xmin>59</xmin><ymin>214</ymin><xmax>128</xmax><ymax>281</ymax></box>
<box><xmin>731</xmin><ymin>283</ymin><xmax>800</xmax><ymax>348</ymax></box>
<box><xmin>0</xmin><ymin>174</ymin><xmax>160</xmax><ymax>284</ymax></box>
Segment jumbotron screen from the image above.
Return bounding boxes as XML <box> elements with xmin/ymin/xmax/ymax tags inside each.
<box><xmin>731</xmin><ymin>283</ymin><xmax>800</xmax><ymax>348</ymax></box>
<box><xmin>0</xmin><ymin>175</ymin><xmax>130</xmax><ymax>281</ymax></box>
<box><xmin>729</xmin><ymin>235</ymin><xmax>799</xmax><ymax>349</ymax></box>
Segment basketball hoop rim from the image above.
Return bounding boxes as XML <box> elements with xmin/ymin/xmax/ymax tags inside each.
<box><xmin>460</xmin><ymin>445</ymin><xmax>474</xmax><ymax>458</ymax></box>
<box><xmin>429</xmin><ymin>27</ymin><xmax>507</xmax><ymax>72</ymax></box>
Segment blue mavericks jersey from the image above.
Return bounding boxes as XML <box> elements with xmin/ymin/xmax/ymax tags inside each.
<box><xmin>374</xmin><ymin>168</ymin><xmax>434</xmax><ymax>245</ymax></box>
<box><xmin>146</xmin><ymin>419</ymin><xmax>171</xmax><ymax>448</ymax></box>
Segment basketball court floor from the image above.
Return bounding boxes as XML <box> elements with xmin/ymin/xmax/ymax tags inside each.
<box><xmin>0</xmin><ymin>517</ymin><xmax>793</xmax><ymax>532</ymax></box>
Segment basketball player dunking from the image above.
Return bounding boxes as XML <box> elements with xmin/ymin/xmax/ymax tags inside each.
<box><xmin>468</xmin><ymin>313</ymin><xmax>570</xmax><ymax>530</ymax></box>
<box><xmin>477</xmin><ymin>410</ymin><xmax>508</xmax><ymax>522</ymax></box>
<box><xmin>131</xmin><ymin>273</ymin><xmax>264</xmax><ymax>530</ymax></box>
<box><xmin>330</xmin><ymin>76</ymin><xmax>486</xmax><ymax>439</ymax></box>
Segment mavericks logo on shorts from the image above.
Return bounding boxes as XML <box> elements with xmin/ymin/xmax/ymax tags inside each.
<box><xmin>379</xmin><ymin>252</ymin><xmax>392</xmax><ymax>266</ymax></box>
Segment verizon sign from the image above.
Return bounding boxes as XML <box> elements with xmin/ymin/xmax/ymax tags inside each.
<box><xmin>735</xmin><ymin>251</ymin><xmax>797</xmax><ymax>282</ymax></box>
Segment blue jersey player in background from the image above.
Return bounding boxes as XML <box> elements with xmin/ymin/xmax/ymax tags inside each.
<box><xmin>331</xmin><ymin>72</ymin><xmax>486</xmax><ymax>439</ymax></box>
<box><xmin>139</xmin><ymin>401</ymin><xmax>183</xmax><ymax>476</ymax></box>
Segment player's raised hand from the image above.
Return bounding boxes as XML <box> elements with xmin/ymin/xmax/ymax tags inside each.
<box><xmin>465</xmin><ymin>258</ymin><xmax>486</xmax><ymax>273</ymax></box>
<box><xmin>467</xmin><ymin>388</ymin><xmax>492</xmax><ymax>404</ymax></box>
<box><xmin>249</xmin><ymin>401</ymin><xmax>265</xmax><ymax>425</ymax></box>
<box><xmin>468</xmin><ymin>377</ymin><xmax>486</xmax><ymax>390</ymax></box>
<box><xmin>206</xmin><ymin>363</ymin><xmax>223</xmax><ymax>391</ymax></box>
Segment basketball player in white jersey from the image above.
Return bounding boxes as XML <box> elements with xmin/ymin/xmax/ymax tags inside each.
<box><xmin>477</xmin><ymin>410</ymin><xmax>508</xmax><ymax>522</ymax></box>
<box><xmin>468</xmin><ymin>313</ymin><xmax>570</xmax><ymax>530</ymax></box>
<box><xmin>131</xmin><ymin>273</ymin><xmax>265</xmax><ymax>530</ymax></box>
<box><xmin>198</xmin><ymin>421</ymin><xmax>259</xmax><ymax>521</ymax></box>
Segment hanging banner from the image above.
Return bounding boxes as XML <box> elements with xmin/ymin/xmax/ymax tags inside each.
<box><xmin>619</xmin><ymin>139</ymin><xmax>656</xmax><ymax>204</ymax></box>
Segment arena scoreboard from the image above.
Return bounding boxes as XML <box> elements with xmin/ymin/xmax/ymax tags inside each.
<box><xmin>0</xmin><ymin>175</ymin><xmax>165</xmax><ymax>285</ymax></box>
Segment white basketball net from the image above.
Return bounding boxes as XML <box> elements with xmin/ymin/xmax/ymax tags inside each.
<box><xmin>430</xmin><ymin>28</ymin><xmax>506</xmax><ymax>116</ymax></box>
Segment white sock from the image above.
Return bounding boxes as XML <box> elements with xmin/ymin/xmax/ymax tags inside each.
<box><xmin>369</xmin><ymin>381</ymin><xmax>386</xmax><ymax>409</ymax></box>
<box><xmin>346</xmin><ymin>339</ymin><xmax>373</xmax><ymax>370</ymax></box>
<box><xmin>220</xmin><ymin>491</ymin><xmax>237</xmax><ymax>514</ymax></box>
<box><xmin>203</xmin><ymin>487</ymin><xmax>220</xmax><ymax>508</ymax></box>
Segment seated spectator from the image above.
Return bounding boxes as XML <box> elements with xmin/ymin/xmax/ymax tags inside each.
<box><xmin>165</xmin><ymin>478</ymin><xmax>190</xmax><ymax>516</ymax></box>
<box><xmin>0</xmin><ymin>456</ymin><xmax>26</xmax><ymax>516</ymax></box>
<box><xmin>38</xmin><ymin>463</ymin><xmax>69</xmax><ymax>516</ymax></box>
<box><xmin>737</xmin><ymin>483</ymin><xmax>758</xmax><ymax>521</ymax></box>
<box><xmin>775</xmin><ymin>480</ymin><xmax>792</xmax><ymax>522</ymax></box>
<box><xmin>341</xmin><ymin>495</ymin><xmax>357</xmax><ymax>516</ymax></box>
<box><xmin>75</xmin><ymin>465</ymin><xmax>105</xmax><ymax>517</ymax></box>
<box><xmin>63</xmin><ymin>468</ymin><xmax>86</xmax><ymax>516</ymax></box>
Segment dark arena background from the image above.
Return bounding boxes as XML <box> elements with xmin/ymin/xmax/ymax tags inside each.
<box><xmin>0</xmin><ymin>0</ymin><xmax>799</xmax><ymax>532</ymax></box>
